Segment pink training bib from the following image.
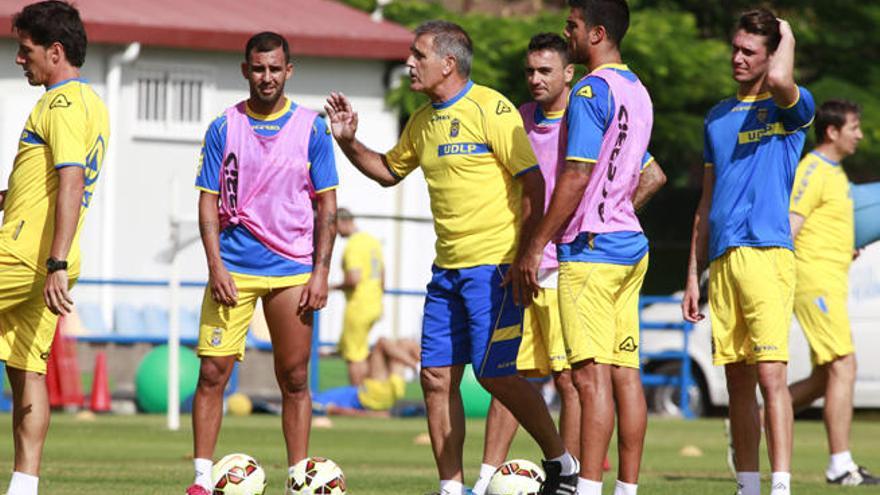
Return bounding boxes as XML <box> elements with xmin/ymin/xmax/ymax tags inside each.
<box><xmin>559</xmin><ymin>69</ymin><xmax>653</xmax><ymax>243</ymax></box>
<box><xmin>219</xmin><ymin>101</ymin><xmax>317</xmax><ymax>265</ymax></box>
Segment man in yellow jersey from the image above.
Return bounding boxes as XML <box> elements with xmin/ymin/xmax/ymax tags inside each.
<box><xmin>0</xmin><ymin>2</ymin><xmax>109</xmax><ymax>494</ymax></box>
<box><xmin>326</xmin><ymin>20</ymin><xmax>577</xmax><ymax>495</ymax></box>
<box><xmin>334</xmin><ymin>207</ymin><xmax>384</xmax><ymax>386</ymax></box>
<box><xmin>788</xmin><ymin>100</ymin><xmax>878</xmax><ymax>486</ymax></box>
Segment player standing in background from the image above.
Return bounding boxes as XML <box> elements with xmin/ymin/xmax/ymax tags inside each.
<box><xmin>682</xmin><ymin>9</ymin><xmax>814</xmax><ymax>495</ymax></box>
<box><xmin>326</xmin><ymin>20</ymin><xmax>579</xmax><ymax>495</ymax></box>
<box><xmin>334</xmin><ymin>207</ymin><xmax>384</xmax><ymax>386</ymax></box>
<box><xmin>186</xmin><ymin>32</ymin><xmax>338</xmax><ymax>495</ymax></box>
<box><xmin>788</xmin><ymin>100</ymin><xmax>878</xmax><ymax>486</ymax></box>
<box><xmin>519</xmin><ymin>1</ymin><xmax>662</xmax><ymax>494</ymax></box>
<box><xmin>0</xmin><ymin>2</ymin><xmax>109</xmax><ymax>494</ymax></box>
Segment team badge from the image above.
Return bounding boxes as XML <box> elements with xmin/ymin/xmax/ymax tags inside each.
<box><xmin>756</xmin><ymin>108</ymin><xmax>769</xmax><ymax>124</ymax></box>
<box><xmin>449</xmin><ymin>118</ymin><xmax>460</xmax><ymax>137</ymax></box>
<box><xmin>49</xmin><ymin>94</ymin><xmax>72</xmax><ymax>109</ymax></box>
<box><xmin>576</xmin><ymin>85</ymin><xmax>593</xmax><ymax>98</ymax></box>
<box><xmin>210</xmin><ymin>328</ymin><xmax>223</xmax><ymax>347</ymax></box>
<box><xmin>496</xmin><ymin>101</ymin><xmax>511</xmax><ymax>115</ymax></box>
<box><xmin>618</xmin><ymin>336</ymin><xmax>638</xmax><ymax>353</ymax></box>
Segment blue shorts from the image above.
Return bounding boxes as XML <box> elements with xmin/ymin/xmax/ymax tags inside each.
<box><xmin>421</xmin><ymin>264</ymin><xmax>523</xmax><ymax>378</ymax></box>
<box><xmin>311</xmin><ymin>386</ymin><xmax>363</xmax><ymax>410</ymax></box>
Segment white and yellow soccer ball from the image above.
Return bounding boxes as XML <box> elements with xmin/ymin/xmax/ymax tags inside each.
<box><xmin>486</xmin><ymin>459</ymin><xmax>545</xmax><ymax>495</ymax></box>
<box><xmin>211</xmin><ymin>453</ymin><xmax>267</xmax><ymax>495</ymax></box>
<box><xmin>287</xmin><ymin>456</ymin><xmax>346</xmax><ymax>495</ymax></box>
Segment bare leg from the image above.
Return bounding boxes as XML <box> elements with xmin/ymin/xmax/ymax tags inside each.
<box><xmin>553</xmin><ymin>370</ymin><xmax>581</xmax><ymax>459</ymax></box>
<box><xmin>725</xmin><ymin>362</ymin><xmax>761</xmax><ymax>472</ymax></box>
<box><xmin>346</xmin><ymin>360</ymin><xmax>369</xmax><ymax>386</ymax></box>
<box><xmin>263</xmin><ymin>285</ymin><xmax>313</xmax><ymax>465</ymax></box>
<box><xmin>481</xmin><ymin>397</ymin><xmax>519</xmax><ymax>467</ymax></box>
<box><xmin>192</xmin><ymin>356</ymin><xmax>237</xmax><ymax>460</ymax></box>
<box><xmin>7</xmin><ymin>367</ymin><xmax>50</xmax><ymax>475</ymax></box>
<box><xmin>824</xmin><ymin>354</ymin><xmax>856</xmax><ymax>455</ymax></box>
<box><xmin>422</xmin><ymin>365</ymin><xmax>466</xmax><ymax>482</ymax></box>
<box><xmin>611</xmin><ymin>366</ymin><xmax>646</xmax><ymax>484</ymax></box>
<box><xmin>789</xmin><ymin>366</ymin><xmax>827</xmax><ymax>412</ymax></box>
<box><xmin>758</xmin><ymin>361</ymin><xmax>792</xmax><ymax>472</ymax></box>
<box><xmin>572</xmin><ymin>360</ymin><xmax>614</xmax><ymax>481</ymax></box>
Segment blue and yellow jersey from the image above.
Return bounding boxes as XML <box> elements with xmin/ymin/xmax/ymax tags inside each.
<box><xmin>0</xmin><ymin>78</ymin><xmax>109</xmax><ymax>275</ymax></box>
<box><xmin>195</xmin><ymin>98</ymin><xmax>338</xmax><ymax>276</ymax></box>
<box><xmin>559</xmin><ymin>64</ymin><xmax>653</xmax><ymax>265</ymax></box>
<box><xmin>385</xmin><ymin>81</ymin><xmax>538</xmax><ymax>268</ymax></box>
<box><xmin>790</xmin><ymin>151</ymin><xmax>853</xmax><ymax>294</ymax></box>
<box><xmin>343</xmin><ymin>231</ymin><xmax>384</xmax><ymax>306</ymax></box>
<box><xmin>705</xmin><ymin>87</ymin><xmax>815</xmax><ymax>261</ymax></box>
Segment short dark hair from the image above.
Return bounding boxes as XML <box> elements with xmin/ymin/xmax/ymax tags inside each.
<box><xmin>568</xmin><ymin>0</ymin><xmax>630</xmax><ymax>47</ymax></box>
<box><xmin>815</xmin><ymin>99</ymin><xmax>861</xmax><ymax>143</ymax></box>
<box><xmin>414</xmin><ymin>20</ymin><xmax>473</xmax><ymax>77</ymax></box>
<box><xmin>737</xmin><ymin>8</ymin><xmax>781</xmax><ymax>53</ymax></box>
<box><xmin>336</xmin><ymin>208</ymin><xmax>354</xmax><ymax>221</ymax></box>
<box><xmin>528</xmin><ymin>33</ymin><xmax>570</xmax><ymax>65</ymax></box>
<box><xmin>245</xmin><ymin>31</ymin><xmax>290</xmax><ymax>63</ymax></box>
<box><xmin>12</xmin><ymin>0</ymin><xmax>87</xmax><ymax>67</ymax></box>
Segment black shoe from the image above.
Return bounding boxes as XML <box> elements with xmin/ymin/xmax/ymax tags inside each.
<box><xmin>540</xmin><ymin>460</ymin><xmax>578</xmax><ymax>495</ymax></box>
<box><xmin>828</xmin><ymin>465</ymin><xmax>880</xmax><ymax>486</ymax></box>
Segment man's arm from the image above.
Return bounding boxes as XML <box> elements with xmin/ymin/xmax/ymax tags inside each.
<box><xmin>325</xmin><ymin>92</ymin><xmax>400</xmax><ymax>187</ymax></box>
<box><xmin>682</xmin><ymin>166</ymin><xmax>715</xmax><ymax>323</ymax></box>
<box><xmin>766</xmin><ymin>19</ymin><xmax>799</xmax><ymax>109</ymax></box>
<box><xmin>0</xmin><ymin>189</ymin><xmax>6</xmax><ymax>211</ymax></box>
<box><xmin>198</xmin><ymin>192</ymin><xmax>238</xmax><ymax>307</ymax></box>
<box><xmin>333</xmin><ymin>268</ymin><xmax>361</xmax><ymax>291</ymax></box>
<box><xmin>43</xmin><ymin>166</ymin><xmax>84</xmax><ymax>314</ymax></box>
<box><xmin>789</xmin><ymin>212</ymin><xmax>806</xmax><ymax>239</ymax></box>
<box><xmin>301</xmin><ymin>191</ymin><xmax>337</xmax><ymax>313</ymax></box>
<box><xmin>506</xmin><ymin>168</ymin><xmax>545</xmax><ymax>305</ymax></box>
<box><xmin>633</xmin><ymin>160</ymin><xmax>667</xmax><ymax>212</ymax></box>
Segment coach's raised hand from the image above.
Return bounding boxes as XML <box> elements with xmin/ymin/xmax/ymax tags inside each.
<box><xmin>325</xmin><ymin>92</ymin><xmax>359</xmax><ymax>143</ymax></box>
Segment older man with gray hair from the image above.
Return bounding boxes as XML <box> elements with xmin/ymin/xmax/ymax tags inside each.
<box><xmin>326</xmin><ymin>20</ymin><xmax>578</xmax><ymax>495</ymax></box>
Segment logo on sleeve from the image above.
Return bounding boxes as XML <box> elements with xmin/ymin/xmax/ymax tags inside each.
<box><xmin>576</xmin><ymin>85</ymin><xmax>593</xmax><ymax>99</ymax></box>
<box><xmin>496</xmin><ymin>100</ymin><xmax>511</xmax><ymax>115</ymax></box>
<box><xmin>49</xmin><ymin>94</ymin><xmax>72</xmax><ymax>109</ymax></box>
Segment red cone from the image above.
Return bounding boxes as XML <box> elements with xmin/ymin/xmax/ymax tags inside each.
<box><xmin>47</xmin><ymin>319</ymin><xmax>84</xmax><ymax>409</ymax></box>
<box><xmin>89</xmin><ymin>351</ymin><xmax>111</xmax><ymax>413</ymax></box>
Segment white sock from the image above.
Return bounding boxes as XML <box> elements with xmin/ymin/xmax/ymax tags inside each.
<box><xmin>471</xmin><ymin>464</ymin><xmax>497</xmax><ymax>495</ymax></box>
<box><xmin>194</xmin><ymin>458</ymin><xmax>213</xmax><ymax>490</ymax></box>
<box><xmin>614</xmin><ymin>479</ymin><xmax>638</xmax><ymax>495</ymax></box>
<box><xmin>550</xmin><ymin>450</ymin><xmax>579</xmax><ymax>476</ymax></box>
<box><xmin>770</xmin><ymin>472</ymin><xmax>790</xmax><ymax>495</ymax></box>
<box><xmin>827</xmin><ymin>450</ymin><xmax>857</xmax><ymax>479</ymax></box>
<box><xmin>736</xmin><ymin>471</ymin><xmax>760</xmax><ymax>495</ymax></box>
<box><xmin>6</xmin><ymin>472</ymin><xmax>38</xmax><ymax>495</ymax></box>
<box><xmin>577</xmin><ymin>477</ymin><xmax>603</xmax><ymax>495</ymax></box>
<box><xmin>439</xmin><ymin>479</ymin><xmax>466</xmax><ymax>495</ymax></box>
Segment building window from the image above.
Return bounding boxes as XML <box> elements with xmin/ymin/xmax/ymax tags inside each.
<box><xmin>133</xmin><ymin>66</ymin><xmax>213</xmax><ymax>141</ymax></box>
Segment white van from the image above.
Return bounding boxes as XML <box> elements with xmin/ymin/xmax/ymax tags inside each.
<box><xmin>640</xmin><ymin>242</ymin><xmax>880</xmax><ymax>416</ymax></box>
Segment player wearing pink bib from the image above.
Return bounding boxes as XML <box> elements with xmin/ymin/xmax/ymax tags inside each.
<box><xmin>521</xmin><ymin>3</ymin><xmax>663</xmax><ymax>495</ymax></box>
<box><xmin>186</xmin><ymin>32</ymin><xmax>338</xmax><ymax>495</ymax></box>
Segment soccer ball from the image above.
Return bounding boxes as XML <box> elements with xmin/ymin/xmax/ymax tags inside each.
<box><xmin>287</xmin><ymin>456</ymin><xmax>346</xmax><ymax>495</ymax></box>
<box><xmin>211</xmin><ymin>453</ymin><xmax>267</xmax><ymax>495</ymax></box>
<box><xmin>486</xmin><ymin>459</ymin><xmax>545</xmax><ymax>495</ymax></box>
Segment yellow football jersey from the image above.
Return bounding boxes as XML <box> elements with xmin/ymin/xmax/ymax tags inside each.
<box><xmin>0</xmin><ymin>79</ymin><xmax>109</xmax><ymax>275</ymax></box>
<box><xmin>789</xmin><ymin>151</ymin><xmax>854</xmax><ymax>294</ymax></box>
<box><xmin>386</xmin><ymin>81</ymin><xmax>538</xmax><ymax>268</ymax></box>
<box><xmin>342</xmin><ymin>231</ymin><xmax>384</xmax><ymax>306</ymax></box>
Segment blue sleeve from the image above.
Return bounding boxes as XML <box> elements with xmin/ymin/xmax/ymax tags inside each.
<box><xmin>702</xmin><ymin>116</ymin><xmax>714</xmax><ymax>165</ymax></box>
<box><xmin>566</xmin><ymin>76</ymin><xmax>611</xmax><ymax>163</ymax></box>
<box><xmin>779</xmin><ymin>86</ymin><xmax>815</xmax><ymax>132</ymax></box>
<box><xmin>308</xmin><ymin>117</ymin><xmax>339</xmax><ymax>193</ymax></box>
<box><xmin>195</xmin><ymin>116</ymin><xmax>226</xmax><ymax>193</ymax></box>
<box><xmin>641</xmin><ymin>152</ymin><xmax>654</xmax><ymax>171</ymax></box>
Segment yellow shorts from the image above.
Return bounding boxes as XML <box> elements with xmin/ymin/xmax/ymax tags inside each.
<box><xmin>0</xmin><ymin>250</ymin><xmax>74</xmax><ymax>374</ymax></box>
<box><xmin>517</xmin><ymin>287</ymin><xmax>569</xmax><ymax>377</ymax></box>
<box><xmin>794</xmin><ymin>290</ymin><xmax>854</xmax><ymax>366</ymax></box>
<box><xmin>357</xmin><ymin>374</ymin><xmax>405</xmax><ymax>411</ymax></box>
<box><xmin>197</xmin><ymin>271</ymin><xmax>310</xmax><ymax>360</ymax></box>
<box><xmin>709</xmin><ymin>247</ymin><xmax>794</xmax><ymax>365</ymax></box>
<box><xmin>558</xmin><ymin>255</ymin><xmax>648</xmax><ymax>369</ymax></box>
<box><xmin>338</xmin><ymin>300</ymin><xmax>381</xmax><ymax>362</ymax></box>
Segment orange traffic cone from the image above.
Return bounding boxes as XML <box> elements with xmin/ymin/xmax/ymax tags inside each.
<box><xmin>89</xmin><ymin>351</ymin><xmax>111</xmax><ymax>413</ymax></box>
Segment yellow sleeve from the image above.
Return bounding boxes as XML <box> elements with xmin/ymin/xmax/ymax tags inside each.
<box><xmin>485</xmin><ymin>95</ymin><xmax>538</xmax><ymax>177</ymax></box>
<box><xmin>790</xmin><ymin>162</ymin><xmax>823</xmax><ymax>217</ymax></box>
<box><xmin>385</xmin><ymin>110</ymin><xmax>422</xmax><ymax>179</ymax></box>
<box><xmin>40</xmin><ymin>90</ymin><xmax>89</xmax><ymax>169</ymax></box>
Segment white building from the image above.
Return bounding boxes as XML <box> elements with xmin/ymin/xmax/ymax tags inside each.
<box><xmin>0</xmin><ymin>0</ymin><xmax>437</xmax><ymax>345</ymax></box>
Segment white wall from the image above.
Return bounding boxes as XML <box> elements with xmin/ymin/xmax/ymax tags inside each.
<box><xmin>0</xmin><ymin>40</ymin><xmax>437</xmax><ymax>343</ymax></box>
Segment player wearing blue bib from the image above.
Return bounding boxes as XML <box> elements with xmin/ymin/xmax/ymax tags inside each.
<box><xmin>682</xmin><ymin>9</ymin><xmax>814</xmax><ymax>495</ymax></box>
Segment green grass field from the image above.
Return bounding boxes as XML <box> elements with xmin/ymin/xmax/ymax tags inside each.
<box><xmin>1</xmin><ymin>413</ymin><xmax>879</xmax><ymax>494</ymax></box>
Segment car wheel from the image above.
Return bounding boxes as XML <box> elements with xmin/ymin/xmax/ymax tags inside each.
<box><xmin>646</xmin><ymin>360</ymin><xmax>707</xmax><ymax>417</ymax></box>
